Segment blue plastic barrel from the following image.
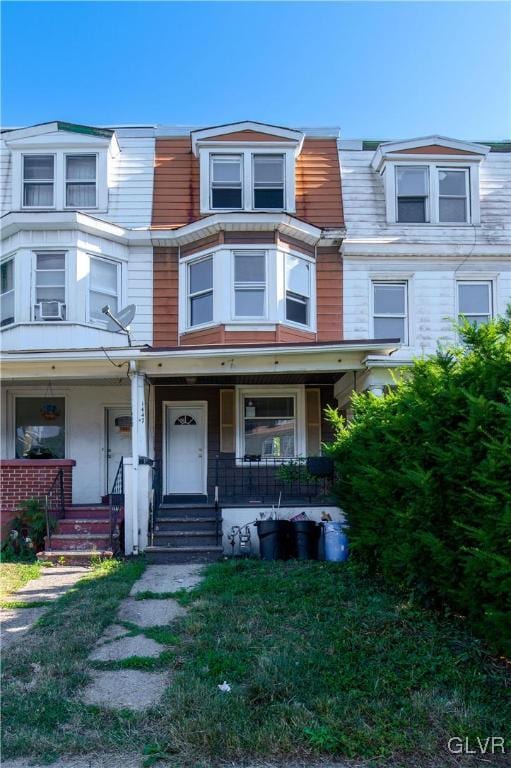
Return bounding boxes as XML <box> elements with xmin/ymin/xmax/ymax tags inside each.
<box><xmin>322</xmin><ymin>522</ymin><xmax>349</xmax><ymax>562</ymax></box>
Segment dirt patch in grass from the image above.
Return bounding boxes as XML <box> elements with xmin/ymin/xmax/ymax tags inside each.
<box><xmin>2</xmin><ymin>559</ymin><xmax>510</xmax><ymax>767</ymax></box>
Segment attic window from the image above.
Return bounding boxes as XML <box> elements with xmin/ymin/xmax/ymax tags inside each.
<box><xmin>211</xmin><ymin>155</ymin><xmax>242</xmax><ymax>209</ymax></box>
<box><xmin>396</xmin><ymin>167</ymin><xmax>428</xmax><ymax>223</ymax></box>
<box><xmin>23</xmin><ymin>155</ymin><xmax>55</xmax><ymax>208</ymax></box>
<box><xmin>253</xmin><ymin>155</ymin><xmax>284</xmax><ymax>209</ymax></box>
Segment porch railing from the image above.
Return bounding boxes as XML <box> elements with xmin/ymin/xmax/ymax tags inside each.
<box><xmin>149</xmin><ymin>459</ymin><xmax>162</xmax><ymax>546</ymax></box>
<box><xmin>44</xmin><ymin>468</ymin><xmax>65</xmax><ymax>549</ymax></box>
<box><xmin>109</xmin><ymin>457</ymin><xmax>124</xmax><ymax>553</ymax></box>
<box><xmin>214</xmin><ymin>455</ymin><xmax>335</xmax><ymax>506</ymax></box>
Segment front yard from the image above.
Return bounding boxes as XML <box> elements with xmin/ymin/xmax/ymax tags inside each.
<box><xmin>0</xmin><ymin>560</ymin><xmax>41</xmax><ymax>601</ymax></box>
<box><xmin>2</xmin><ymin>558</ymin><xmax>510</xmax><ymax>767</ymax></box>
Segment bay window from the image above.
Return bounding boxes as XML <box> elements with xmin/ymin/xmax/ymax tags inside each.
<box><xmin>89</xmin><ymin>257</ymin><xmax>119</xmax><ymax>322</ymax></box>
<box><xmin>1</xmin><ymin>259</ymin><xmax>14</xmax><ymax>326</ymax></box>
<box><xmin>396</xmin><ymin>166</ymin><xmax>428</xmax><ymax>223</ymax></box>
<box><xmin>210</xmin><ymin>155</ymin><xmax>242</xmax><ymax>209</ymax></box>
<box><xmin>286</xmin><ymin>254</ymin><xmax>310</xmax><ymax>326</ymax></box>
<box><xmin>242</xmin><ymin>395</ymin><xmax>296</xmax><ymax>459</ymax></box>
<box><xmin>457</xmin><ymin>281</ymin><xmax>492</xmax><ymax>327</ymax></box>
<box><xmin>34</xmin><ymin>252</ymin><xmax>66</xmax><ymax>320</ymax></box>
<box><xmin>23</xmin><ymin>155</ymin><xmax>55</xmax><ymax>208</ymax></box>
<box><xmin>66</xmin><ymin>154</ymin><xmax>97</xmax><ymax>208</ymax></box>
<box><xmin>253</xmin><ymin>154</ymin><xmax>284</xmax><ymax>209</ymax></box>
<box><xmin>234</xmin><ymin>251</ymin><xmax>266</xmax><ymax>318</ymax></box>
<box><xmin>373</xmin><ymin>282</ymin><xmax>407</xmax><ymax>343</ymax></box>
<box><xmin>188</xmin><ymin>257</ymin><xmax>213</xmax><ymax>327</ymax></box>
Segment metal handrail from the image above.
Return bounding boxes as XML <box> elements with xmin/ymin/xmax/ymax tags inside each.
<box><xmin>109</xmin><ymin>457</ymin><xmax>124</xmax><ymax>553</ymax></box>
<box><xmin>44</xmin><ymin>468</ymin><xmax>65</xmax><ymax>549</ymax></box>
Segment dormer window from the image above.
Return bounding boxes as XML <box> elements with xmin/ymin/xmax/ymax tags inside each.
<box><xmin>438</xmin><ymin>168</ymin><xmax>468</xmax><ymax>223</ymax></box>
<box><xmin>211</xmin><ymin>155</ymin><xmax>243</xmax><ymax>209</ymax></box>
<box><xmin>396</xmin><ymin>167</ymin><xmax>428</xmax><ymax>223</ymax></box>
<box><xmin>65</xmin><ymin>154</ymin><xmax>97</xmax><ymax>208</ymax></box>
<box><xmin>23</xmin><ymin>155</ymin><xmax>55</xmax><ymax>208</ymax></box>
<box><xmin>253</xmin><ymin>155</ymin><xmax>284</xmax><ymax>209</ymax></box>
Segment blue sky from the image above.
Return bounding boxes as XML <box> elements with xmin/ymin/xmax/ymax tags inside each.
<box><xmin>2</xmin><ymin>1</ymin><xmax>510</xmax><ymax>139</ymax></box>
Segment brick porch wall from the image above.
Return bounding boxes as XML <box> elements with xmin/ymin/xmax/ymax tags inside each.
<box><xmin>0</xmin><ymin>460</ymin><xmax>75</xmax><ymax>536</ymax></box>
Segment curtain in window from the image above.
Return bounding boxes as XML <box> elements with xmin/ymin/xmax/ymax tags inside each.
<box><xmin>66</xmin><ymin>156</ymin><xmax>96</xmax><ymax>207</ymax></box>
<box><xmin>24</xmin><ymin>184</ymin><xmax>54</xmax><ymax>207</ymax></box>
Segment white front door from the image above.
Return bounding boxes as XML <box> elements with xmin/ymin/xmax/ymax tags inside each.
<box><xmin>165</xmin><ymin>404</ymin><xmax>206</xmax><ymax>495</ymax></box>
<box><xmin>105</xmin><ymin>407</ymin><xmax>131</xmax><ymax>493</ymax></box>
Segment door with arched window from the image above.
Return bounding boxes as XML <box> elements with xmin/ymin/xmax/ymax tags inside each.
<box><xmin>165</xmin><ymin>403</ymin><xmax>207</xmax><ymax>495</ymax></box>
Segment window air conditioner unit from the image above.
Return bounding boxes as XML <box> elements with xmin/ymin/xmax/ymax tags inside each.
<box><xmin>36</xmin><ymin>301</ymin><xmax>65</xmax><ymax>321</ymax></box>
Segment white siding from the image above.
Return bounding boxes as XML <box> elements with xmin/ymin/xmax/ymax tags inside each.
<box><xmin>128</xmin><ymin>246</ymin><xmax>153</xmax><ymax>345</ymax></box>
<box><xmin>0</xmin><ymin>139</ymin><xmax>12</xmax><ymax>216</ymax></box>
<box><xmin>105</xmin><ymin>134</ymin><xmax>155</xmax><ymax>229</ymax></box>
<box><xmin>343</xmin><ymin>257</ymin><xmax>511</xmax><ymax>361</ymax></box>
<box><xmin>340</xmin><ymin>149</ymin><xmax>511</xmax><ymax>247</ymax></box>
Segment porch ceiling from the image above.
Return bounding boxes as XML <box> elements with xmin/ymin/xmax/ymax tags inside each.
<box><xmin>151</xmin><ymin>373</ymin><xmax>341</xmax><ymax>386</ymax></box>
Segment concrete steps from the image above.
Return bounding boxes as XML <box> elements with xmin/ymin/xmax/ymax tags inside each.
<box><xmin>147</xmin><ymin>505</ymin><xmax>223</xmax><ymax>564</ymax></box>
<box><xmin>42</xmin><ymin>504</ymin><xmax>117</xmax><ymax>562</ymax></box>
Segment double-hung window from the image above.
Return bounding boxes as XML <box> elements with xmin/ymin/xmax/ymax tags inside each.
<box><xmin>23</xmin><ymin>155</ymin><xmax>55</xmax><ymax>208</ymax></box>
<box><xmin>1</xmin><ymin>259</ymin><xmax>14</xmax><ymax>326</ymax></box>
<box><xmin>457</xmin><ymin>281</ymin><xmax>492</xmax><ymax>327</ymax></box>
<box><xmin>285</xmin><ymin>254</ymin><xmax>310</xmax><ymax>326</ymax></box>
<box><xmin>188</xmin><ymin>257</ymin><xmax>213</xmax><ymax>327</ymax></box>
<box><xmin>242</xmin><ymin>395</ymin><xmax>296</xmax><ymax>459</ymax></box>
<box><xmin>34</xmin><ymin>253</ymin><xmax>66</xmax><ymax>320</ymax></box>
<box><xmin>438</xmin><ymin>168</ymin><xmax>468</xmax><ymax>223</ymax></box>
<box><xmin>234</xmin><ymin>251</ymin><xmax>266</xmax><ymax>318</ymax></box>
<box><xmin>210</xmin><ymin>155</ymin><xmax>242</xmax><ymax>209</ymax></box>
<box><xmin>396</xmin><ymin>166</ymin><xmax>428</xmax><ymax>223</ymax></box>
<box><xmin>89</xmin><ymin>257</ymin><xmax>119</xmax><ymax>322</ymax></box>
<box><xmin>373</xmin><ymin>282</ymin><xmax>407</xmax><ymax>342</ymax></box>
<box><xmin>253</xmin><ymin>155</ymin><xmax>284</xmax><ymax>209</ymax></box>
<box><xmin>65</xmin><ymin>154</ymin><xmax>97</xmax><ymax>208</ymax></box>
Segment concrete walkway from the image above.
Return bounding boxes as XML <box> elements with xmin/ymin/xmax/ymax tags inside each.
<box><xmin>0</xmin><ymin>565</ymin><xmax>89</xmax><ymax>649</ymax></box>
<box><xmin>79</xmin><ymin>564</ymin><xmax>204</xmax><ymax>712</ymax></box>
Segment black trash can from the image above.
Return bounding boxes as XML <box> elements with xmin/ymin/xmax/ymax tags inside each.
<box><xmin>256</xmin><ymin>519</ymin><xmax>292</xmax><ymax>560</ymax></box>
<box><xmin>291</xmin><ymin>520</ymin><xmax>319</xmax><ymax>560</ymax></box>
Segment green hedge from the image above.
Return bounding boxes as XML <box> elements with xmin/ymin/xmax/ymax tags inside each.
<box><xmin>326</xmin><ymin>315</ymin><xmax>511</xmax><ymax>656</ymax></box>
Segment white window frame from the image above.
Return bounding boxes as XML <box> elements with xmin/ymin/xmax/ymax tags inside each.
<box><xmin>33</xmin><ymin>251</ymin><xmax>67</xmax><ymax>321</ymax></box>
<box><xmin>88</xmin><ymin>255</ymin><xmax>121</xmax><ymax>325</ymax></box>
<box><xmin>232</xmin><ymin>250</ymin><xmax>268</xmax><ymax>320</ymax></box>
<box><xmin>200</xmin><ymin>147</ymin><xmax>296</xmax><ymax>214</ymax></box>
<box><xmin>383</xmin><ymin>160</ymin><xmax>480</xmax><ymax>225</ymax></box>
<box><xmin>1</xmin><ymin>257</ymin><xmax>15</xmax><ymax>327</ymax></box>
<box><xmin>187</xmin><ymin>255</ymin><xmax>214</xmax><ymax>329</ymax></box>
<box><xmin>252</xmin><ymin>153</ymin><xmax>285</xmax><ymax>211</ymax></box>
<box><xmin>236</xmin><ymin>386</ymin><xmax>306</xmax><ymax>462</ymax></box>
<box><xmin>210</xmin><ymin>154</ymin><xmax>243</xmax><ymax>211</ymax></box>
<box><xmin>436</xmin><ymin>167</ymin><xmax>470</xmax><ymax>224</ymax></box>
<box><xmin>371</xmin><ymin>281</ymin><xmax>408</xmax><ymax>344</ymax></box>
<box><xmin>22</xmin><ymin>153</ymin><xmax>56</xmax><ymax>210</ymax></box>
<box><xmin>285</xmin><ymin>253</ymin><xmax>311</xmax><ymax>328</ymax></box>
<box><xmin>456</xmin><ymin>280</ymin><xmax>493</xmax><ymax>328</ymax></box>
<box><xmin>64</xmin><ymin>153</ymin><xmax>98</xmax><ymax>210</ymax></box>
<box><xmin>395</xmin><ymin>165</ymin><xmax>430</xmax><ymax>224</ymax></box>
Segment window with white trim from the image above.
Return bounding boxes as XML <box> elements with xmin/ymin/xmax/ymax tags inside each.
<box><xmin>34</xmin><ymin>252</ymin><xmax>66</xmax><ymax>321</ymax></box>
<box><xmin>210</xmin><ymin>155</ymin><xmax>242</xmax><ymax>209</ymax></box>
<box><xmin>89</xmin><ymin>257</ymin><xmax>119</xmax><ymax>322</ymax></box>
<box><xmin>188</xmin><ymin>256</ymin><xmax>213</xmax><ymax>327</ymax></box>
<box><xmin>233</xmin><ymin>250</ymin><xmax>266</xmax><ymax>318</ymax></box>
<box><xmin>438</xmin><ymin>168</ymin><xmax>468</xmax><ymax>223</ymax></box>
<box><xmin>242</xmin><ymin>394</ymin><xmax>296</xmax><ymax>459</ymax></box>
<box><xmin>1</xmin><ymin>259</ymin><xmax>14</xmax><ymax>326</ymax></box>
<box><xmin>23</xmin><ymin>155</ymin><xmax>55</xmax><ymax>208</ymax></box>
<box><xmin>396</xmin><ymin>166</ymin><xmax>428</xmax><ymax>223</ymax></box>
<box><xmin>457</xmin><ymin>281</ymin><xmax>492</xmax><ymax>328</ymax></box>
<box><xmin>65</xmin><ymin>154</ymin><xmax>97</xmax><ymax>208</ymax></box>
<box><xmin>372</xmin><ymin>282</ymin><xmax>407</xmax><ymax>342</ymax></box>
<box><xmin>285</xmin><ymin>254</ymin><xmax>310</xmax><ymax>326</ymax></box>
<box><xmin>253</xmin><ymin>154</ymin><xmax>284</xmax><ymax>209</ymax></box>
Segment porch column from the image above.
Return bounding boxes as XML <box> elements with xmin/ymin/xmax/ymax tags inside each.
<box><xmin>367</xmin><ymin>384</ymin><xmax>385</xmax><ymax>397</ymax></box>
<box><xmin>128</xmin><ymin>365</ymin><xmax>148</xmax><ymax>555</ymax></box>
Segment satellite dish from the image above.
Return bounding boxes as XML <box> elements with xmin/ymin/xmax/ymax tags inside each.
<box><xmin>102</xmin><ymin>304</ymin><xmax>136</xmax><ymax>346</ymax></box>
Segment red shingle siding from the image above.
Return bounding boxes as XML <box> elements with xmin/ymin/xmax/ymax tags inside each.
<box><xmin>316</xmin><ymin>246</ymin><xmax>343</xmax><ymax>341</ymax></box>
<box><xmin>153</xmin><ymin>247</ymin><xmax>179</xmax><ymax>347</ymax></box>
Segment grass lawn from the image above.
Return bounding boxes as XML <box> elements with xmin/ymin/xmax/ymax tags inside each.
<box><xmin>2</xmin><ymin>558</ymin><xmax>510</xmax><ymax>767</ymax></box>
<box><xmin>0</xmin><ymin>560</ymin><xmax>41</xmax><ymax>599</ymax></box>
